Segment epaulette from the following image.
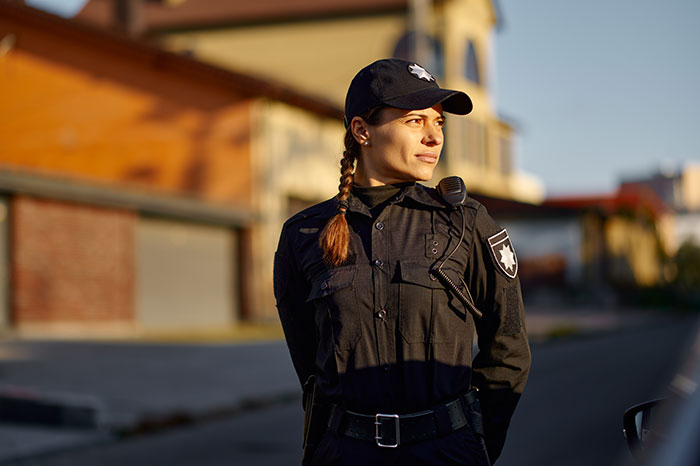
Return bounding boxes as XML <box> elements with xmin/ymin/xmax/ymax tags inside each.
<box><xmin>283</xmin><ymin>197</ymin><xmax>337</xmax><ymax>227</ymax></box>
<box><xmin>463</xmin><ymin>196</ymin><xmax>482</xmax><ymax>212</ymax></box>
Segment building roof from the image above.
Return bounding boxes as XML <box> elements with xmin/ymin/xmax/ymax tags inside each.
<box><xmin>544</xmin><ymin>183</ymin><xmax>670</xmax><ymax>220</ymax></box>
<box><xmin>470</xmin><ymin>193</ymin><xmax>572</xmax><ymax>219</ymax></box>
<box><xmin>76</xmin><ymin>0</ymin><xmax>415</xmax><ymax>32</ymax></box>
<box><xmin>1</xmin><ymin>2</ymin><xmax>343</xmax><ymax>120</ymax></box>
<box><xmin>0</xmin><ymin>168</ymin><xmax>255</xmax><ymax>226</ymax></box>
<box><xmin>75</xmin><ymin>0</ymin><xmax>500</xmax><ymax>32</ymax></box>
<box><xmin>472</xmin><ymin>182</ymin><xmax>670</xmax><ymax>221</ymax></box>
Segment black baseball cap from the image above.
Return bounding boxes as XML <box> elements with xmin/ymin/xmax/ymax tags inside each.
<box><xmin>344</xmin><ymin>58</ymin><xmax>473</xmax><ymax>127</ymax></box>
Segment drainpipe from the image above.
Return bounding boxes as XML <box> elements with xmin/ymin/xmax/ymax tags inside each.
<box><xmin>409</xmin><ymin>0</ymin><xmax>430</xmax><ymax>65</ymax></box>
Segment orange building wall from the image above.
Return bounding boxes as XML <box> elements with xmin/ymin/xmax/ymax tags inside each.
<box><xmin>12</xmin><ymin>196</ymin><xmax>135</xmax><ymax>327</ymax></box>
<box><xmin>0</xmin><ymin>22</ymin><xmax>254</xmax><ymax>207</ymax></box>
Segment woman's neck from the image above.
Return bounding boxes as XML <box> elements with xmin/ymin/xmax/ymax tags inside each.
<box><xmin>353</xmin><ymin>169</ymin><xmax>415</xmax><ymax>187</ymax></box>
<box><xmin>352</xmin><ymin>182</ymin><xmax>414</xmax><ymax>210</ymax></box>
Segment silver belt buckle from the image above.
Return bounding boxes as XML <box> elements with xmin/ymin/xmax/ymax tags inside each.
<box><xmin>375</xmin><ymin>413</ymin><xmax>400</xmax><ymax>448</ymax></box>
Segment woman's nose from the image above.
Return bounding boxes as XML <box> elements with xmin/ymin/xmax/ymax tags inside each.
<box><xmin>423</xmin><ymin>125</ymin><xmax>443</xmax><ymax>146</ymax></box>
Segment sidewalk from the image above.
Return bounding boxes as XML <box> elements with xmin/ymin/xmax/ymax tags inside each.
<box><xmin>0</xmin><ymin>308</ymin><xmax>671</xmax><ymax>463</ymax></box>
<box><xmin>0</xmin><ymin>340</ymin><xmax>299</xmax><ymax>463</ymax></box>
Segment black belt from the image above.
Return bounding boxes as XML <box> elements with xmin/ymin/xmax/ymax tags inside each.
<box><xmin>327</xmin><ymin>391</ymin><xmax>480</xmax><ymax>448</ymax></box>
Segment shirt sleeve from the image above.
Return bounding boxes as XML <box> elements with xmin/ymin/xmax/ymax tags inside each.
<box><xmin>467</xmin><ymin>205</ymin><xmax>531</xmax><ymax>463</ymax></box>
<box><xmin>274</xmin><ymin>225</ymin><xmax>317</xmax><ymax>388</ymax></box>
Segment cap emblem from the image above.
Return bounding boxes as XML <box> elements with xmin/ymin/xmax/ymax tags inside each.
<box><xmin>408</xmin><ymin>63</ymin><xmax>435</xmax><ymax>82</ymax></box>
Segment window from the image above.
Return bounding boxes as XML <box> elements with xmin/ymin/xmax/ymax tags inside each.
<box><xmin>462</xmin><ymin>119</ymin><xmax>486</xmax><ymax>167</ymax></box>
<box><xmin>392</xmin><ymin>31</ymin><xmax>444</xmax><ymax>78</ymax></box>
<box><xmin>464</xmin><ymin>40</ymin><xmax>481</xmax><ymax>85</ymax></box>
<box><xmin>499</xmin><ymin>136</ymin><xmax>512</xmax><ymax>175</ymax></box>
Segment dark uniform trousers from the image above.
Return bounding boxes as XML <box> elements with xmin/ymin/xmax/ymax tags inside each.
<box><xmin>274</xmin><ymin>183</ymin><xmax>531</xmax><ymax>464</ymax></box>
<box><xmin>311</xmin><ymin>426</ymin><xmax>490</xmax><ymax>466</ymax></box>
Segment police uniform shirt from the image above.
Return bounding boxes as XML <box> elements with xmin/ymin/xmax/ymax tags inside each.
<box><xmin>274</xmin><ymin>182</ymin><xmax>531</xmax><ymax>461</ymax></box>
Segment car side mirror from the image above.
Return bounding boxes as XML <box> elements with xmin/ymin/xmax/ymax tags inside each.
<box><xmin>623</xmin><ymin>399</ymin><xmax>666</xmax><ymax>460</ymax></box>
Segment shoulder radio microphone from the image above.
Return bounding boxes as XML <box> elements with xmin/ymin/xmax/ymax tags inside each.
<box><xmin>433</xmin><ymin>176</ymin><xmax>483</xmax><ymax>319</ymax></box>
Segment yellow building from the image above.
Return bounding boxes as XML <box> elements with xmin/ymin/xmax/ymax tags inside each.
<box><xmin>77</xmin><ymin>0</ymin><xmax>544</xmax><ymax>204</ymax></box>
<box><xmin>622</xmin><ymin>163</ymin><xmax>700</xmax><ymax>254</ymax></box>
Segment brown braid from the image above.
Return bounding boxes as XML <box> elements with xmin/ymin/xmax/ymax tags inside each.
<box><xmin>319</xmin><ymin>130</ymin><xmax>357</xmax><ymax>266</ymax></box>
<box><xmin>320</xmin><ymin>107</ymin><xmax>385</xmax><ymax>266</ymax></box>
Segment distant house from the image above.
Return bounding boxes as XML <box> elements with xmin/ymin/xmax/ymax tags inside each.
<box><xmin>621</xmin><ymin>164</ymin><xmax>700</xmax><ymax>252</ymax></box>
<box><xmin>75</xmin><ymin>0</ymin><xmax>544</xmax><ymax>204</ymax></box>
<box><xmin>0</xmin><ymin>2</ymin><xmax>343</xmax><ymax>335</ymax></box>
<box><xmin>475</xmin><ymin>183</ymin><xmax>670</xmax><ymax>303</ymax></box>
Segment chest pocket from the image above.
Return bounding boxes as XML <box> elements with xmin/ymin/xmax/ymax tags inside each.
<box><xmin>398</xmin><ymin>260</ymin><xmax>469</xmax><ymax>344</ymax></box>
<box><xmin>306</xmin><ymin>265</ymin><xmax>360</xmax><ymax>351</ymax></box>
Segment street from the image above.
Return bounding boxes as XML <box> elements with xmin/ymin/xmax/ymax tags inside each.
<box><xmin>4</xmin><ymin>317</ymin><xmax>698</xmax><ymax>466</ymax></box>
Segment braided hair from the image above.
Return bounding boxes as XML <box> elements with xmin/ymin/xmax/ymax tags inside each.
<box><xmin>319</xmin><ymin>108</ymin><xmax>385</xmax><ymax>265</ymax></box>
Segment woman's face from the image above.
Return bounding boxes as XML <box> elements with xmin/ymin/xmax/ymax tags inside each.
<box><xmin>353</xmin><ymin>105</ymin><xmax>445</xmax><ymax>186</ymax></box>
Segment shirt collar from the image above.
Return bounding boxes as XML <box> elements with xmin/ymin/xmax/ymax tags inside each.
<box><xmin>399</xmin><ymin>183</ymin><xmax>447</xmax><ymax>208</ymax></box>
<box><xmin>345</xmin><ymin>182</ymin><xmax>446</xmax><ymax>216</ymax></box>
<box><xmin>314</xmin><ymin>183</ymin><xmax>448</xmax><ymax>220</ymax></box>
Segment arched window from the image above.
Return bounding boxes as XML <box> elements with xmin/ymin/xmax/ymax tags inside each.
<box><xmin>392</xmin><ymin>31</ymin><xmax>444</xmax><ymax>78</ymax></box>
<box><xmin>464</xmin><ymin>40</ymin><xmax>480</xmax><ymax>85</ymax></box>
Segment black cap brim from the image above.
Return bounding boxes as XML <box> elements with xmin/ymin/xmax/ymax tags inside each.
<box><xmin>383</xmin><ymin>87</ymin><xmax>473</xmax><ymax>115</ymax></box>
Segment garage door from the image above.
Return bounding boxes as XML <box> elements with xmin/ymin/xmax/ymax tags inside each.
<box><xmin>137</xmin><ymin>217</ymin><xmax>238</xmax><ymax>330</ymax></box>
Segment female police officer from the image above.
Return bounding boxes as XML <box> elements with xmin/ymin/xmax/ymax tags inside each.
<box><xmin>274</xmin><ymin>58</ymin><xmax>530</xmax><ymax>466</ymax></box>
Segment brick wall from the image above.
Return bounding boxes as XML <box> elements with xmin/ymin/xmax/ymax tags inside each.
<box><xmin>12</xmin><ymin>196</ymin><xmax>135</xmax><ymax>326</ymax></box>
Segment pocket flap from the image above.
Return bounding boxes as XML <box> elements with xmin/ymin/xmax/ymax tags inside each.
<box><xmin>306</xmin><ymin>266</ymin><xmax>356</xmax><ymax>302</ymax></box>
<box><xmin>398</xmin><ymin>260</ymin><xmax>443</xmax><ymax>289</ymax></box>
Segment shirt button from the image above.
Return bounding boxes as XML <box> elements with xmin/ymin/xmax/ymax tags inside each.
<box><xmin>383</xmin><ymin>364</ymin><xmax>391</xmax><ymax>372</ymax></box>
<box><xmin>375</xmin><ymin>221</ymin><xmax>384</xmax><ymax>231</ymax></box>
<box><xmin>376</xmin><ymin>309</ymin><xmax>386</xmax><ymax>319</ymax></box>
<box><xmin>373</xmin><ymin>259</ymin><xmax>384</xmax><ymax>267</ymax></box>
<box><xmin>320</xmin><ymin>281</ymin><xmax>328</xmax><ymax>290</ymax></box>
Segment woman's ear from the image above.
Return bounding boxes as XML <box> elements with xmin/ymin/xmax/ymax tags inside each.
<box><xmin>350</xmin><ymin>117</ymin><xmax>371</xmax><ymax>146</ymax></box>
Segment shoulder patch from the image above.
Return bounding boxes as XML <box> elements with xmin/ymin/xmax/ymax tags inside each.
<box><xmin>487</xmin><ymin>229</ymin><xmax>518</xmax><ymax>279</ymax></box>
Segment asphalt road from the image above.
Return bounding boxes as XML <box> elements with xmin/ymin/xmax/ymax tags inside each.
<box><xmin>8</xmin><ymin>317</ymin><xmax>698</xmax><ymax>466</ymax></box>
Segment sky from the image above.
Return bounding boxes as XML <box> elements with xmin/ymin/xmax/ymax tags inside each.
<box><xmin>26</xmin><ymin>0</ymin><xmax>700</xmax><ymax>196</ymax></box>
<box><xmin>494</xmin><ymin>0</ymin><xmax>700</xmax><ymax>194</ymax></box>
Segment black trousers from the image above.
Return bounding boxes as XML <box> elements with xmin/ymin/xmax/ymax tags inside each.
<box><xmin>309</xmin><ymin>424</ymin><xmax>490</xmax><ymax>466</ymax></box>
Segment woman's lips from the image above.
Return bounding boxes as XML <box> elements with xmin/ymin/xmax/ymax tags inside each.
<box><xmin>416</xmin><ymin>153</ymin><xmax>438</xmax><ymax>164</ymax></box>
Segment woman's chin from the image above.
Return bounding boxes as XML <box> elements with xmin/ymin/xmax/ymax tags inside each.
<box><xmin>411</xmin><ymin>168</ymin><xmax>437</xmax><ymax>182</ymax></box>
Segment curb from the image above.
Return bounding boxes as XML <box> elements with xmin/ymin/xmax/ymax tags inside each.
<box><xmin>0</xmin><ymin>389</ymin><xmax>301</xmax><ymax>464</ymax></box>
<box><xmin>0</xmin><ymin>389</ymin><xmax>99</xmax><ymax>430</ymax></box>
<box><xmin>116</xmin><ymin>390</ymin><xmax>301</xmax><ymax>437</ymax></box>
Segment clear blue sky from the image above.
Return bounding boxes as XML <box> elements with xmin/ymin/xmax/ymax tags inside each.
<box><xmin>27</xmin><ymin>0</ymin><xmax>700</xmax><ymax>196</ymax></box>
<box><xmin>495</xmin><ymin>0</ymin><xmax>700</xmax><ymax>194</ymax></box>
